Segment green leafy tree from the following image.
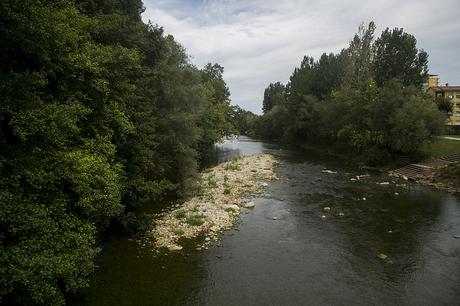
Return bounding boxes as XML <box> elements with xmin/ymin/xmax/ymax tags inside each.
<box><xmin>373</xmin><ymin>27</ymin><xmax>429</xmax><ymax>87</ymax></box>
<box><xmin>342</xmin><ymin>22</ymin><xmax>376</xmax><ymax>88</ymax></box>
<box><xmin>196</xmin><ymin>63</ymin><xmax>234</xmax><ymax>160</ymax></box>
<box><xmin>255</xmin><ymin>21</ymin><xmax>445</xmax><ymax>163</ymax></box>
<box><xmin>228</xmin><ymin>105</ymin><xmax>257</xmax><ymax>136</ymax></box>
<box><xmin>1</xmin><ymin>0</ymin><xmax>236</xmax><ymax>304</ymax></box>
<box><xmin>262</xmin><ymin>82</ymin><xmax>286</xmax><ymax>113</ymax></box>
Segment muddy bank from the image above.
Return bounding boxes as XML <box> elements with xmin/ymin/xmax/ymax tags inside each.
<box><xmin>150</xmin><ymin>154</ymin><xmax>278</xmax><ymax>251</ymax></box>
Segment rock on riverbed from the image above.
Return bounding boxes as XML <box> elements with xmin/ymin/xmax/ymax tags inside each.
<box><xmin>151</xmin><ymin>154</ymin><xmax>278</xmax><ymax>251</ymax></box>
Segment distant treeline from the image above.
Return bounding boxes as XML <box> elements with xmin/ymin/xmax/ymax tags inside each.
<box><xmin>252</xmin><ymin>22</ymin><xmax>446</xmax><ymax>164</ymax></box>
<box><xmin>0</xmin><ymin>0</ymin><xmax>249</xmax><ymax>304</ymax></box>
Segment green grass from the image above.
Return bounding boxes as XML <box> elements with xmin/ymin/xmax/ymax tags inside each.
<box><xmin>437</xmin><ymin>162</ymin><xmax>460</xmax><ymax>186</ymax></box>
<box><xmin>422</xmin><ymin>138</ymin><xmax>460</xmax><ymax>158</ymax></box>
<box><xmin>204</xmin><ymin>194</ymin><xmax>214</xmax><ymax>202</ymax></box>
<box><xmin>185</xmin><ymin>213</ymin><xmax>205</xmax><ymax>226</ymax></box>
<box><xmin>224</xmin><ymin>160</ymin><xmax>241</xmax><ymax>171</ymax></box>
<box><xmin>223</xmin><ymin>187</ymin><xmax>231</xmax><ymax>194</ymax></box>
<box><xmin>207</xmin><ymin>177</ymin><xmax>218</xmax><ymax>188</ymax></box>
<box><xmin>224</xmin><ymin>207</ymin><xmax>236</xmax><ymax>213</ymax></box>
<box><xmin>174</xmin><ymin>210</ymin><xmax>186</xmax><ymax>219</ymax></box>
<box><xmin>173</xmin><ymin>228</ymin><xmax>185</xmax><ymax>236</ymax></box>
<box><xmin>445</xmin><ymin>135</ymin><xmax>460</xmax><ymax>139</ymax></box>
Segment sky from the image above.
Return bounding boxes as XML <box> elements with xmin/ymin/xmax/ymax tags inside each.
<box><xmin>142</xmin><ymin>0</ymin><xmax>460</xmax><ymax>114</ymax></box>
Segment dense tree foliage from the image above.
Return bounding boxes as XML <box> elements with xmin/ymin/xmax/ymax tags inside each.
<box><xmin>0</xmin><ymin>0</ymin><xmax>234</xmax><ymax>304</ymax></box>
<box><xmin>256</xmin><ymin>22</ymin><xmax>445</xmax><ymax>163</ymax></box>
<box><xmin>373</xmin><ymin>27</ymin><xmax>429</xmax><ymax>87</ymax></box>
<box><xmin>228</xmin><ymin>105</ymin><xmax>257</xmax><ymax>136</ymax></box>
<box><xmin>262</xmin><ymin>82</ymin><xmax>286</xmax><ymax>113</ymax></box>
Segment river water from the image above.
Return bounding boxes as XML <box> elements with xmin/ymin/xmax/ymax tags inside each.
<box><xmin>80</xmin><ymin>137</ymin><xmax>460</xmax><ymax>305</ymax></box>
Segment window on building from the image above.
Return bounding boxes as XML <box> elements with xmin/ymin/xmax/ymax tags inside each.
<box><xmin>436</xmin><ymin>92</ymin><xmax>443</xmax><ymax>97</ymax></box>
<box><xmin>456</xmin><ymin>94</ymin><xmax>460</xmax><ymax>99</ymax></box>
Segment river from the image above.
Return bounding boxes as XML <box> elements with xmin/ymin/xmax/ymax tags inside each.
<box><xmin>78</xmin><ymin>137</ymin><xmax>460</xmax><ymax>305</ymax></box>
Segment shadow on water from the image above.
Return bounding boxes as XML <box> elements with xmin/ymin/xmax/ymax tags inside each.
<box><xmin>77</xmin><ymin>137</ymin><xmax>460</xmax><ymax>306</ymax></box>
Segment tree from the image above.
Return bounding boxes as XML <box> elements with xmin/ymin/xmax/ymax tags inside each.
<box><xmin>373</xmin><ymin>27</ymin><xmax>428</xmax><ymax>87</ymax></box>
<box><xmin>262</xmin><ymin>82</ymin><xmax>286</xmax><ymax>113</ymax></box>
<box><xmin>0</xmin><ymin>1</ymin><xmax>126</xmax><ymax>304</ymax></box>
<box><xmin>435</xmin><ymin>96</ymin><xmax>453</xmax><ymax>115</ymax></box>
<box><xmin>342</xmin><ymin>22</ymin><xmax>376</xmax><ymax>88</ymax></box>
<box><xmin>254</xmin><ymin>21</ymin><xmax>445</xmax><ymax>163</ymax></box>
<box><xmin>228</xmin><ymin>105</ymin><xmax>257</xmax><ymax>136</ymax></box>
<box><xmin>196</xmin><ymin>63</ymin><xmax>234</xmax><ymax>160</ymax></box>
<box><xmin>1</xmin><ymin>0</ymin><xmax>236</xmax><ymax>304</ymax></box>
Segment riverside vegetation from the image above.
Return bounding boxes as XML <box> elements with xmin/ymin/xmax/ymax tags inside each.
<box><xmin>0</xmin><ymin>0</ymin><xmax>252</xmax><ymax>304</ymax></box>
<box><xmin>0</xmin><ymin>2</ymin><xmax>457</xmax><ymax>305</ymax></box>
<box><xmin>252</xmin><ymin>22</ymin><xmax>447</xmax><ymax>165</ymax></box>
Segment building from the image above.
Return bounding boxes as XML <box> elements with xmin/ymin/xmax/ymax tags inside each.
<box><xmin>427</xmin><ymin>74</ymin><xmax>460</xmax><ymax>125</ymax></box>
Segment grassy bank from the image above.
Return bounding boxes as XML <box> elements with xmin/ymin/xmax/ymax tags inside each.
<box><xmin>421</xmin><ymin>138</ymin><xmax>460</xmax><ymax>158</ymax></box>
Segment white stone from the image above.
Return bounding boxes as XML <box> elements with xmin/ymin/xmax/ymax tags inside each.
<box><xmin>168</xmin><ymin>245</ymin><xmax>183</xmax><ymax>251</ymax></box>
<box><xmin>244</xmin><ymin>201</ymin><xmax>255</xmax><ymax>208</ymax></box>
<box><xmin>323</xmin><ymin>206</ymin><xmax>331</xmax><ymax>211</ymax></box>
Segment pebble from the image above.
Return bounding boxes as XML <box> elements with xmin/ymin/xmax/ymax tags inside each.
<box><xmin>168</xmin><ymin>245</ymin><xmax>183</xmax><ymax>251</ymax></box>
<box><xmin>394</xmin><ymin>192</ymin><xmax>399</xmax><ymax>196</ymax></box>
<box><xmin>244</xmin><ymin>201</ymin><xmax>255</xmax><ymax>208</ymax></box>
<box><xmin>151</xmin><ymin>154</ymin><xmax>278</xmax><ymax>251</ymax></box>
<box><xmin>323</xmin><ymin>206</ymin><xmax>331</xmax><ymax>211</ymax></box>
<box><xmin>321</xmin><ymin>215</ymin><xmax>326</xmax><ymax>219</ymax></box>
<box><xmin>362</xmin><ymin>197</ymin><xmax>367</xmax><ymax>201</ymax></box>
<box><xmin>272</xmin><ymin>217</ymin><xmax>278</xmax><ymax>220</ymax></box>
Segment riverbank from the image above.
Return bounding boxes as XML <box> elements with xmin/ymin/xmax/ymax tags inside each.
<box><xmin>421</xmin><ymin>162</ymin><xmax>460</xmax><ymax>193</ymax></box>
<box><xmin>150</xmin><ymin>154</ymin><xmax>278</xmax><ymax>251</ymax></box>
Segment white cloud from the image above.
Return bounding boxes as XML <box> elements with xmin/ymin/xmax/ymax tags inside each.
<box><xmin>143</xmin><ymin>0</ymin><xmax>460</xmax><ymax>114</ymax></box>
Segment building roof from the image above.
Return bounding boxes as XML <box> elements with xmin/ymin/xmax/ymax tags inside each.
<box><xmin>429</xmin><ymin>86</ymin><xmax>460</xmax><ymax>92</ymax></box>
